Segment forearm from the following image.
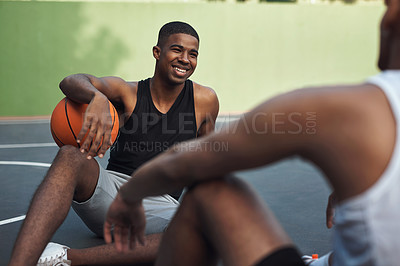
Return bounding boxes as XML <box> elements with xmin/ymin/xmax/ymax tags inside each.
<box><xmin>118</xmin><ymin>136</ymin><xmax>234</xmax><ymax>204</ymax></box>
<box><xmin>118</xmin><ymin>104</ymin><xmax>311</xmax><ymax>205</ymax></box>
<box><xmin>119</xmin><ymin>148</ymin><xmax>190</xmax><ymax>204</ymax></box>
<box><xmin>59</xmin><ymin>74</ymin><xmax>106</xmax><ymax>103</ymax></box>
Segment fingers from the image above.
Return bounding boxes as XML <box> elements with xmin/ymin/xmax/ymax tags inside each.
<box><xmin>77</xmin><ymin>112</ymin><xmax>113</xmax><ymax>159</ymax></box>
<box><xmin>103</xmin><ymin>222</ymin><xmax>146</xmax><ymax>253</ymax></box>
<box><xmin>136</xmin><ymin>221</ymin><xmax>146</xmax><ymax>246</ymax></box>
<box><xmin>114</xmin><ymin>225</ymin><xmax>145</xmax><ymax>253</ymax></box>
<box><xmin>114</xmin><ymin>225</ymin><xmax>130</xmax><ymax>253</ymax></box>
<box><xmin>129</xmin><ymin>227</ymin><xmax>137</xmax><ymax>251</ymax></box>
<box><xmin>79</xmin><ymin>115</ymin><xmax>98</xmax><ymax>158</ymax></box>
<box><xmin>87</xmin><ymin>125</ymin><xmax>107</xmax><ymax>158</ymax></box>
<box><xmin>326</xmin><ymin>193</ymin><xmax>336</xmax><ymax>229</ymax></box>
<box><xmin>326</xmin><ymin>209</ymin><xmax>334</xmax><ymax>228</ymax></box>
<box><xmin>104</xmin><ymin>221</ymin><xmax>113</xmax><ymax>244</ymax></box>
<box><xmin>97</xmin><ymin>129</ymin><xmax>112</xmax><ymax>158</ymax></box>
<box><xmin>76</xmin><ymin>112</ymin><xmax>93</xmax><ymax>148</ymax></box>
<box><xmin>103</xmin><ymin>196</ymin><xmax>147</xmax><ymax>253</ymax></box>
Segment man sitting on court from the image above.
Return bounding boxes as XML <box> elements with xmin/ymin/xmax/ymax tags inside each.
<box><xmin>8</xmin><ymin>21</ymin><xmax>219</xmax><ymax>266</ymax></box>
<box><xmin>103</xmin><ymin>1</ymin><xmax>400</xmax><ymax>266</ymax></box>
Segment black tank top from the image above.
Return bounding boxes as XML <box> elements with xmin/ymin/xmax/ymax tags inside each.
<box><xmin>107</xmin><ymin>78</ymin><xmax>197</xmax><ymax>199</ymax></box>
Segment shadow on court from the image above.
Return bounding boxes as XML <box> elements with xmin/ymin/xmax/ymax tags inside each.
<box><xmin>0</xmin><ymin>119</ymin><xmax>332</xmax><ymax>265</ymax></box>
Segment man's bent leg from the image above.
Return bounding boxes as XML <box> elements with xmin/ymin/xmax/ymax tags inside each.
<box><xmin>67</xmin><ymin>234</ymin><xmax>161</xmax><ymax>266</ymax></box>
<box><xmin>156</xmin><ymin>176</ymin><xmax>300</xmax><ymax>266</ymax></box>
<box><xmin>72</xmin><ymin>169</ymin><xmax>179</xmax><ymax>237</ymax></box>
<box><xmin>67</xmin><ymin>171</ymin><xmax>179</xmax><ymax>265</ymax></box>
<box><xmin>9</xmin><ymin>146</ymin><xmax>100</xmax><ymax>266</ymax></box>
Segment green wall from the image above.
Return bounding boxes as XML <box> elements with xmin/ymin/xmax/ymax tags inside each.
<box><xmin>0</xmin><ymin>1</ymin><xmax>384</xmax><ymax>116</ymax></box>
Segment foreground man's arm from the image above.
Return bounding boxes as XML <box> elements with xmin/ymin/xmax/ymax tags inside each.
<box><xmin>104</xmin><ymin>87</ymin><xmax>323</xmax><ymax>252</ymax></box>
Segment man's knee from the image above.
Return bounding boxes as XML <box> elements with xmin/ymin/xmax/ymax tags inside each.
<box><xmin>51</xmin><ymin>145</ymin><xmax>100</xmax><ymax>199</ymax></box>
<box><xmin>54</xmin><ymin>145</ymin><xmax>99</xmax><ymax>172</ymax></box>
<box><xmin>183</xmin><ymin>176</ymin><xmax>252</xmax><ymax>210</ymax></box>
<box><xmin>56</xmin><ymin>145</ymin><xmax>86</xmax><ymax>163</ymax></box>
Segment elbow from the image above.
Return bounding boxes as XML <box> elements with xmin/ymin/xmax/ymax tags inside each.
<box><xmin>59</xmin><ymin>76</ymin><xmax>68</xmax><ymax>91</ymax></box>
<box><xmin>59</xmin><ymin>75</ymin><xmax>76</xmax><ymax>94</ymax></box>
<box><xmin>59</xmin><ymin>74</ymin><xmax>88</xmax><ymax>93</ymax></box>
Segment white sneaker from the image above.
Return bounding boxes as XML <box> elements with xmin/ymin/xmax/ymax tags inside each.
<box><xmin>37</xmin><ymin>242</ymin><xmax>71</xmax><ymax>266</ymax></box>
<box><xmin>302</xmin><ymin>252</ymin><xmax>332</xmax><ymax>266</ymax></box>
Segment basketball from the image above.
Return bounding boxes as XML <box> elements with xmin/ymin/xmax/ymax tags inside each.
<box><xmin>50</xmin><ymin>97</ymin><xmax>119</xmax><ymax>152</ymax></box>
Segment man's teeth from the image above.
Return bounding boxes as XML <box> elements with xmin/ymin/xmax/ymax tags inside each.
<box><xmin>174</xmin><ymin>67</ymin><xmax>186</xmax><ymax>73</ymax></box>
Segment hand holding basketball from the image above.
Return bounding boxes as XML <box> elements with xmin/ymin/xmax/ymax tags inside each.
<box><xmin>50</xmin><ymin>96</ymin><xmax>119</xmax><ymax>158</ymax></box>
<box><xmin>77</xmin><ymin>95</ymin><xmax>118</xmax><ymax>158</ymax></box>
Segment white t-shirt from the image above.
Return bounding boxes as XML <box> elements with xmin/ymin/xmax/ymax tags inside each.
<box><xmin>333</xmin><ymin>70</ymin><xmax>400</xmax><ymax>266</ymax></box>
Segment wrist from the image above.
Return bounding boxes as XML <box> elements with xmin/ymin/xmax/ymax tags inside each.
<box><xmin>92</xmin><ymin>91</ymin><xmax>108</xmax><ymax>102</ymax></box>
<box><xmin>118</xmin><ymin>185</ymin><xmax>142</xmax><ymax>206</ymax></box>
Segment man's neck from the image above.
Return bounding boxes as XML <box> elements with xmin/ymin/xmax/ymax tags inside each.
<box><xmin>149</xmin><ymin>76</ymin><xmax>186</xmax><ymax>114</ymax></box>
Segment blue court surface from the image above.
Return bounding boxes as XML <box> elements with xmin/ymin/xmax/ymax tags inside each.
<box><xmin>0</xmin><ymin>117</ymin><xmax>332</xmax><ymax>265</ymax></box>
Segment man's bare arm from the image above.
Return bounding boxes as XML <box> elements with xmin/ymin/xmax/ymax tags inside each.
<box><xmin>107</xmin><ymin>83</ymin><xmax>396</xmax><ymax>250</ymax></box>
<box><xmin>59</xmin><ymin>74</ymin><xmax>136</xmax><ymax>114</ymax></box>
<box><xmin>194</xmin><ymin>85</ymin><xmax>219</xmax><ymax>137</ymax></box>
<box><xmin>118</xmin><ymin>88</ymin><xmax>317</xmax><ymax>204</ymax></box>
<box><xmin>59</xmin><ymin>73</ymin><xmax>137</xmax><ymax>157</ymax></box>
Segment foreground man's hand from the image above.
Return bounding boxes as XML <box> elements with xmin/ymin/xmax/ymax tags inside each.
<box><xmin>104</xmin><ymin>193</ymin><xmax>146</xmax><ymax>252</ymax></box>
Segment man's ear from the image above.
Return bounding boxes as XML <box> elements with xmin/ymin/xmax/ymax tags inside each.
<box><xmin>153</xmin><ymin>46</ymin><xmax>161</xmax><ymax>60</ymax></box>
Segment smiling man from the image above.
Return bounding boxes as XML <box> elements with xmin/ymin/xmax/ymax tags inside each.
<box><xmin>9</xmin><ymin>21</ymin><xmax>219</xmax><ymax>266</ymax></box>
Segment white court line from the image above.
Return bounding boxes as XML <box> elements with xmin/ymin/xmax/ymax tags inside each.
<box><xmin>0</xmin><ymin>161</ymin><xmax>51</xmax><ymax>226</ymax></box>
<box><xmin>0</xmin><ymin>143</ymin><xmax>57</xmax><ymax>149</ymax></box>
<box><xmin>0</xmin><ymin>215</ymin><xmax>26</xmax><ymax>226</ymax></box>
<box><xmin>0</xmin><ymin>161</ymin><xmax>51</xmax><ymax>168</ymax></box>
<box><xmin>0</xmin><ymin>119</ymin><xmax>49</xmax><ymax>125</ymax></box>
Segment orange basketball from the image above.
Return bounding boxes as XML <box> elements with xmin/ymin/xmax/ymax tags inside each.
<box><xmin>50</xmin><ymin>97</ymin><xmax>119</xmax><ymax>152</ymax></box>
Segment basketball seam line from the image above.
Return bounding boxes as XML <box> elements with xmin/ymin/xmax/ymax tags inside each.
<box><xmin>51</xmin><ymin>127</ymin><xmax>65</xmax><ymax>146</ymax></box>
<box><xmin>65</xmin><ymin>98</ymin><xmax>81</xmax><ymax>148</ymax></box>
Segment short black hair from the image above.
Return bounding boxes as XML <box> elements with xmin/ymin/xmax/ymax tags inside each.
<box><xmin>157</xmin><ymin>21</ymin><xmax>199</xmax><ymax>47</ymax></box>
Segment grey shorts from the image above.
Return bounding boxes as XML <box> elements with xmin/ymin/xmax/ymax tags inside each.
<box><xmin>72</xmin><ymin>163</ymin><xmax>179</xmax><ymax>237</ymax></box>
